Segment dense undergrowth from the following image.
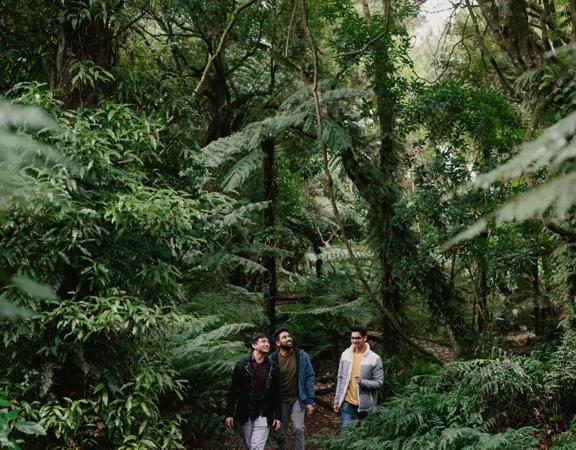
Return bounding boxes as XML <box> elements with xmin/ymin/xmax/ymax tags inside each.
<box><xmin>317</xmin><ymin>330</ymin><xmax>576</xmax><ymax>450</ymax></box>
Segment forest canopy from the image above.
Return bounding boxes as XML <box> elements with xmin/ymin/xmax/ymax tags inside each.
<box><xmin>2</xmin><ymin>0</ymin><xmax>576</xmax><ymax>448</ymax></box>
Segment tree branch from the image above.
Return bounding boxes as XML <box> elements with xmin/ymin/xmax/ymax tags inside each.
<box><xmin>336</xmin><ymin>29</ymin><xmax>388</xmax><ymax>59</ymax></box>
<box><xmin>544</xmin><ymin>220</ymin><xmax>576</xmax><ymax>242</ymax></box>
<box><xmin>284</xmin><ymin>0</ymin><xmax>298</xmax><ymax>57</ymax></box>
<box><xmin>191</xmin><ymin>0</ymin><xmax>258</xmax><ymax>100</ymax></box>
<box><xmin>464</xmin><ymin>0</ymin><xmax>516</xmax><ymax>97</ymax></box>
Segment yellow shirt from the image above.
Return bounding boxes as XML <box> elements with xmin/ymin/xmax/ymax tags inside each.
<box><xmin>344</xmin><ymin>350</ymin><xmax>363</xmax><ymax>405</ymax></box>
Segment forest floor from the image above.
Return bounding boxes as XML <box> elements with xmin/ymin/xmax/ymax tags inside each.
<box><xmin>224</xmin><ymin>338</ymin><xmax>458</xmax><ymax>449</ymax></box>
<box><xmin>224</xmin><ymin>394</ymin><xmax>339</xmax><ymax>450</ymax></box>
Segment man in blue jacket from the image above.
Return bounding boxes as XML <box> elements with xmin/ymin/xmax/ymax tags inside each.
<box><xmin>270</xmin><ymin>328</ymin><xmax>315</xmax><ymax>450</ymax></box>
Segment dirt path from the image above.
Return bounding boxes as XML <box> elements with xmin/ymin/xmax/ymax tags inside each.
<box><xmin>262</xmin><ymin>396</ymin><xmax>339</xmax><ymax>450</ymax></box>
<box><xmin>414</xmin><ymin>338</ymin><xmax>457</xmax><ymax>363</ymax></box>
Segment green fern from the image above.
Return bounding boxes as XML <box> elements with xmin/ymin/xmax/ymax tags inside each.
<box><xmin>447</xmin><ymin>109</ymin><xmax>576</xmax><ymax>245</ymax></box>
<box><xmin>195</xmin><ymin>87</ymin><xmax>366</xmax><ymax>192</ymax></box>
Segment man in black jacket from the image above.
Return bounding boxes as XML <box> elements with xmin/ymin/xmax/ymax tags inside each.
<box><xmin>225</xmin><ymin>332</ymin><xmax>282</xmax><ymax>450</ymax></box>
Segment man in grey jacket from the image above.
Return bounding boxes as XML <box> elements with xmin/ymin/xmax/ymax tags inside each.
<box><xmin>333</xmin><ymin>324</ymin><xmax>383</xmax><ymax>429</ymax></box>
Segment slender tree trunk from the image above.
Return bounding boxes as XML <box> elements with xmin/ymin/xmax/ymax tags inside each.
<box><xmin>313</xmin><ymin>243</ymin><xmax>323</xmax><ymax>278</ymax></box>
<box><xmin>571</xmin><ymin>0</ymin><xmax>576</xmax><ymax>42</ymax></box>
<box><xmin>531</xmin><ymin>256</ymin><xmax>541</xmax><ymax>335</ymax></box>
<box><xmin>262</xmin><ymin>136</ymin><xmax>277</xmax><ymax>334</ymax></box>
<box><xmin>477</xmin><ymin>232</ymin><xmax>489</xmax><ymax>333</ymax></box>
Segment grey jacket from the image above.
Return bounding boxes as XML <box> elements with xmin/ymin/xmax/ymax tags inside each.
<box><xmin>333</xmin><ymin>343</ymin><xmax>383</xmax><ymax>412</ymax></box>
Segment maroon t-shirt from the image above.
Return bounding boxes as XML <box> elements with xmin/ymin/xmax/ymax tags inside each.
<box><xmin>249</xmin><ymin>357</ymin><xmax>268</xmax><ymax>419</ymax></box>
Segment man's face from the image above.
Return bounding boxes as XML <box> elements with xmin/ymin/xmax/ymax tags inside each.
<box><xmin>252</xmin><ymin>337</ymin><xmax>270</xmax><ymax>353</ymax></box>
<box><xmin>350</xmin><ymin>331</ymin><xmax>366</xmax><ymax>350</ymax></box>
<box><xmin>276</xmin><ymin>331</ymin><xmax>294</xmax><ymax>350</ymax></box>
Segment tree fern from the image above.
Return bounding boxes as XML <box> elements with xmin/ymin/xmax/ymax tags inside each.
<box><xmin>195</xmin><ymin>87</ymin><xmax>367</xmax><ymax>191</ymax></box>
<box><xmin>448</xmin><ymin>110</ymin><xmax>576</xmax><ymax>244</ymax></box>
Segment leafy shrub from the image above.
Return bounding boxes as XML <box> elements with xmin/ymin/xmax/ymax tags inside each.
<box><xmin>317</xmin><ymin>357</ymin><xmax>541</xmax><ymax>449</ymax></box>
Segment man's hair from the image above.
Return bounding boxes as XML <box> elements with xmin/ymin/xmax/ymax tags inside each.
<box><xmin>273</xmin><ymin>327</ymin><xmax>290</xmax><ymax>341</ymax></box>
<box><xmin>350</xmin><ymin>323</ymin><xmax>368</xmax><ymax>337</ymax></box>
<box><xmin>251</xmin><ymin>332</ymin><xmax>269</xmax><ymax>344</ymax></box>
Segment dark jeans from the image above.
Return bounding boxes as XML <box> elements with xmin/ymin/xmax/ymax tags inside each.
<box><xmin>340</xmin><ymin>401</ymin><xmax>367</xmax><ymax>430</ymax></box>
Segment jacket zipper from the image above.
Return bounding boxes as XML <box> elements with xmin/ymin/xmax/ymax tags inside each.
<box><xmin>244</xmin><ymin>362</ymin><xmax>254</xmax><ymax>407</ymax></box>
<box><xmin>261</xmin><ymin>361</ymin><xmax>273</xmax><ymax>414</ymax></box>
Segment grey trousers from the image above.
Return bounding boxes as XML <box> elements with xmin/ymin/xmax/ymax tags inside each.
<box><xmin>241</xmin><ymin>416</ymin><xmax>270</xmax><ymax>450</ymax></box>
<box><xmin>277</xmin><ymin>400</ymin><xmax>305</xmax><ymax>450</ymax></box>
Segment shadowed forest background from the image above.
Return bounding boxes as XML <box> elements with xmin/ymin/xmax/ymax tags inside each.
<box><xmin>2</xmin><ymin>0</ymin><xmax>576</xmax><ymax>448</ymax></box>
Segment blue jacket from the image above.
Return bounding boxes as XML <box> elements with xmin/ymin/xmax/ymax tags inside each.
<box><xmin>270</xmin><ymin>347</ymin><xmax>315</xmax><ymax>411</ymax></box>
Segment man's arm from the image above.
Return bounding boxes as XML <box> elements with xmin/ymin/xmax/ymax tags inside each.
<box><xmin>303</xmin><ymin>352</ymin><xmax>315</xmax><ymax>404</ymax></box>
<box><xmin>302</xmin><ymin>352</ymin><xmax>316</xmax><ymax>415</ymax></box>
<box><xmin>225</xmin><ymin>363</ymin><xmax>240</xmax><ymax>421</ymax></box>
<box><xmin>359</xmin><ymin>356</ymin><xmax>384</xmax><ymax>390</ymax></box>
<box><xmin>333</xmin><ymin>355</ymin><xmax>345</xmax><ymax>411</ymax></box>
<box><xmin>271</xmin><ymin>364</ymin><xmax>282</xmax><ymax>430</ymax></box>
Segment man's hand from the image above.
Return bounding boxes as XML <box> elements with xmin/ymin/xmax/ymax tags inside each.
<box><xmin>333</xmin><ymin>404</ymin><xmax>340</xmax><ymax>413</ymax></box>
<box><xmin>272</xmin><ymin>419</ymin><xmax>281</xmax><ymax>431</ymax></box>
<box><xmin>354</xmin><ymin>375</ymin><xmax>362</xmax><ymax>385</ymax></box>
<box><xmin>306</xmin><ymin>404</ymin><xmax>315</xmax><ymax>416</ymax></box>
<box><xmin>224</xmin><ymin>417</ymin><xmax>234</xmax><ymax>429</ymax></box>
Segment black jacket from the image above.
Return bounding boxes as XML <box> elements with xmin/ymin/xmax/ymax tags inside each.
<box><xmin>225</xmin><ymin>354</ymin><xmax>282</xmax><ymax>426</ymax></box>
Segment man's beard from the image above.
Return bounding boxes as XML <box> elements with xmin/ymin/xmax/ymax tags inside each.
<box><xmin>281</xmin><ymin>341</ymin><xmax>293</xmax><ymax>350</ymax></box>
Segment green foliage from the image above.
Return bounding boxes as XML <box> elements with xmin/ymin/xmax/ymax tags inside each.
<box><xmin>0</xmin><ymin>380</ymin><xmax>45</xmax><ymax>449</ymax></box>
<box><xmin>0</xmin><ymin>99</ymin><xmax>64</xmax><ymax>321</ymax></box>
<box><xmin>318</xmin><ymin>357</ymin><xmax>540</xmax><ymax>449</ymax></box>
<box><xmin>5</xmin><ymin>0</ymin><xmax>576</xmax><ymax>448</ymax></box>
<box><xmin>544</xmin><ymin>331</ymin><xmax>576</xmax><ymax>407</ymax></box>
<box><xmin>448</xmin><ymin>109</ymin><xmax>576</xmax><ymax>245</ymax></box>
<box><xmin>0</xmin><ymin>86</ymin><xmax>269</xmax><ymax>448</ymax></box>
<box><xmin>552</xmin><ymin>416</ymin><xmax>576</xmax><ymax>449</ymax></box>
<box><xmin>70</xmin><ymin>60</ymin><xmax>114</xmax><ymax>90</ymax></box>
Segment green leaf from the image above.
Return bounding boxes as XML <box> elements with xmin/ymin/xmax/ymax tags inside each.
<box><xmin>12</xmin><ymin>276</ymin><xmax>57</xmax><ymax>300</ymax></box>
<box><xmin>0</xmin><ymin>299</ymin><xmax>32</xmax><ymax>321</ymax></box>
<box><xmin>14</xmin><ymin>421</ymin><xmax>46</xmax><ymax>436</ymax></box>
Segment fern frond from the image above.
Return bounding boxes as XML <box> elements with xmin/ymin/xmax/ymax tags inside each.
<box><xmin>446</xmin><ymin>110</ymin><xmax>576</xmax><ymax>245</ymax></box>
<box><xmin>287</xmin><ymin>298</ymin><xmax>366</xmax><ymax>317</ymax></box>
<box><xmin>194</xmin><ymin>130</ymin><xmax>252</xmax><ymax>169</ymax></box>
<box><xmin>466</xmin><ymin>107</ymin><xmax>576</xmax><ymax>191</ymax></box>
<box><xmin>219</xmin><ymin>201</ymin><xmax>270</xmax><ymax>227</ymax></box>
<box><xmin>317</xmin><ymin>245</ymin><xmax>372</xmax><ymax>262</ymax></box>
<box><xmin>219</xmin><ymin>254</ymin><xmax>267</xmax><ymax>274</ymax></box>
<box><xmin>447</xmin><ymin>172</ymin><xmax>576</xmax><ymax>246</ymax></box>
<box><xmin>220</xmin><ymin>149</ymin><xmax>264</xmax><ymax>191</ymax></box>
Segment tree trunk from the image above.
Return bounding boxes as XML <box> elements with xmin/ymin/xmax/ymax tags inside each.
<box><xmin>341</xmin><ymin>148</ymin><xmax>477</xmax><ymax>356</ymax></box>
<box><xmin>313</xmin><ymin>243</ymin><xmax>323</xmax><ymax>278</ymax></box>
<box><xmin>262</xmin><ymin>136</ymin><xmax>277</xmax><ymax>334</ymax></box>
<box><xmin>477</xmin><ymin>232</ymin><xmax>489</xmax><ymax>333</ymax></box>
<box><xmin>362</xmin><ymin>0</ymin><xmax>403</xmax><ymax>357</ymax></box>
<box><xmin>50</xmin><ymin>2</ymin><xmax>116</xmax><ymax>108</ymax></box>
<box><xmin>571</xmin><ymin>0</ymin><xmax>576</xmax><ymax>42</ymax></box>
<box><xmin>531</xmin><ymin>256</ymin><xmax>541</xmax><ymax>335</ymax></box>
<box><xmin>476</xmin><ymin>0</ymin><xmax>544</xmax><ymax>72</ymax></box>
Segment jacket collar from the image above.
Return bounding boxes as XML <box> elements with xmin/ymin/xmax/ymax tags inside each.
<box><xmin>271</xmin><ymin>346</ymin><xmax>300</xmax><ymax>359</ymax></box>
<box><xmin>348</xmin><ymin>342</ymin><xmax>370</xmax><ymax>356</ymax></box>
<box><xmin>243</xmin><ymin>352</ymin><xmax>271</xmax><ymax>365</ymax></box>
